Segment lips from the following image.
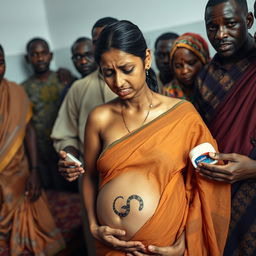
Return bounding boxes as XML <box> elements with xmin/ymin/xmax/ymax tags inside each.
<box><xmin>36</xmin><ymin>63</ymin><xmax>47</xmax><ymax>68</ymax></box>
<box><xmin>182</xmin><ymin>76</ymin><xmax>192</xmax><ymax>81</ymax></box>
<box><xmin>117</xmin><ymin>88</ymin><xmax>132</xmax><ymax>97</ymax></box>
<box><xmin>181</xmin><ymin>77</ymin><xmax>193</xmax><ymax>85</ymax></box>
<box><xmin>216</xmin><ymin>42</ymin><xmax>232</xmax><ymax>52</ymax></box>
<box><xmin>80</xmin><ymin>65</ymin><xmax>90</xmax><ymax>71</ymax></box>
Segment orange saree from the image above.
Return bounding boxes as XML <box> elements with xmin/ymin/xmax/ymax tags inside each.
<box><xmin>96</xmin><ymin>101</ymin><xmax>230</xmax><ymax>256</ymax></box>
<box><xmin>0</xmin><ymin>79</ymin><xmax>65</xmax><ymax>256</ymax></box>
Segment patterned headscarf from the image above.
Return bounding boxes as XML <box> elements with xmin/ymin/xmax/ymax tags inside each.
<box><xmin>170</xmin><ymin>32</ymin><xmax>210</xmax><ymax>65</ymax></box>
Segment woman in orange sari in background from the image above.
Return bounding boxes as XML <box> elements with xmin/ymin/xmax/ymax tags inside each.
<box><xmin>82</xmin><ymin>21</ymin><xmax>230</xmax><ymax>256</ymax></box>
<box><xmin>0</xmin><ymin>45</ymin><xmax>65</xmax><ymax>256</ymax></box>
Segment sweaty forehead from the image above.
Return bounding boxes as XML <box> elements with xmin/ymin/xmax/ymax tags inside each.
<box><xmin>205</xmin><ymin>0</ymin><xmax>242</xmax><ymax>23</ymax></box>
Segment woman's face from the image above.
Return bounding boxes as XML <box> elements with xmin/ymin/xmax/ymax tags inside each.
<box><xmin>100</xmin><ymin>48</ymin><xmax>151</xmax><ymax>99</ymax></box>
<box><xmin>172</xmin><ymin>48</ymin><xmax>203</xmax><ymax>87</ymax></box>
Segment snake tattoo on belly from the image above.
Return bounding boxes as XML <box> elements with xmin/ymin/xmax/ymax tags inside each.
<box><xmin>112</xmin><ymin>194</ymin><xmax>144</xmax><ymax>217</ymax></box>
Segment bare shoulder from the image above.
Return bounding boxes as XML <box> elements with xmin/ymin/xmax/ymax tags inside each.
<box><xmin>153</xmin><ymin>93</ymin><xmax>187</xmax><ymax>111</ymax></box>
<box><xmin>86</xmin><ymin>98</ymin><xmax>119</xmax><ymax>129</ymax></box>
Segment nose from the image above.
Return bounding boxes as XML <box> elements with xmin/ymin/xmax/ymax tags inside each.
<box><xmin>216</xmin><ymin>25</ymin><xmax>228</xmax><ymax>40</ymax></box>
<box><xmin>163</xmin><ymin>53</ymin><xmax>169</xmax><ymax>63</ymax></box>
<box><xmin>36</xmin><ymin>52</ymin><xmax>44</xmax><ymax>61</ymax></box>
<box><xmin>181</xmin><ymin>64</ymin><xmax>190</xmax><ymax>75</ymax></box>
<box><xmin>114</xmin><ymin>72</ymin><xmax>125</xmax><ymax>88</ymax></box>
<box><xmin>80</xmin><ymin>57</ymin><xmax>88</xmax><ymax>64</ymax></box>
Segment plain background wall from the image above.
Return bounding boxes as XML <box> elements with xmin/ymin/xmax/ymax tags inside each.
<box><xmin>2</xmin><ymin>0</ymin><xmax>256</xmax><ymax>83</ymax></box>
<box><xmin>2</xmin><ymin>0</ymin><xmax>58</xmax><ymax>82</ymax></box>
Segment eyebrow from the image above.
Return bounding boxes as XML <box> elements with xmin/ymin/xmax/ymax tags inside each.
<box><xmin>206</xmin><ymin>15</ymin><xmax>237</xmax><ymax>24</ymax></box>
<box><xmin>118</xmin><ymin>64</ymin><xmax>134</xmax><ymax>68</ymax></box>
<box><xmin>102</xmin><ymin>63</ymin><xmax>134</xmax><ymax>69</ymax></box>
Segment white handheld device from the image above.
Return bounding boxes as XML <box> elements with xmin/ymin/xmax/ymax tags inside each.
<box><xmin>65</xmin><ymin>153</ymin><xmax>82</xmax><ymax>167</ymax></box>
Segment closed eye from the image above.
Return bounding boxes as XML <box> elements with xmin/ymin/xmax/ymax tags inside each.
<box><xmin>103</xmin><ymin>69</ymin><xmax>115</xmax><ymax>77</ymax></box>
<box><xmin>122</xmin><ymin>67</ymin><xmax>134</xmax><ymax>74</ymax></box>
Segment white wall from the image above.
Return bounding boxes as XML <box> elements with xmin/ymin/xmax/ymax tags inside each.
<box><xmin>44</xmin><ymin>0</ymin><xmax>208</xmax><ymax>49</ymax></box>
<box><xmin>44</xmin><ymin>0</ymin><xmax>212</xmax><ymax>73</ymax></box>
<box><xmin>2</xmin><ymin>0</ymin><xmax>50</xmax><ymax>55</ymax></box>
<box><xmin>1</xmin><ymin>0</ymin><xmax>256</xmax><ymax>83</ymax></box>
<box><xmin>45</xmin><ymin>0</ymin><xmax>255</xmax><ymax>72</ymax></box>
<box><xmin>1</xmin><ymin>0</ymin><xmax>56</xmax><ymax>83</ymax></box>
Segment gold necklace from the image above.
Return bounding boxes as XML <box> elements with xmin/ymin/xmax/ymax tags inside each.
<box><xmin>121</xmin><ymin>93</ymin><xmax>153</xmax><ymax>133</ymax></box>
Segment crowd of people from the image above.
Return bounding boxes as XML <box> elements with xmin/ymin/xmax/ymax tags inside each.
<box><xmin>1</xmin><ymin>0</ymin><xmax>256</xmax><ymax>255</ymax></box>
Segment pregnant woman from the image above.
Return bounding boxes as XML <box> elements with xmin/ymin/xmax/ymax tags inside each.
<box><xmin>82</xmin><ymin>20</ymin><xmax>230</xmax><ymax>255</ymax></box>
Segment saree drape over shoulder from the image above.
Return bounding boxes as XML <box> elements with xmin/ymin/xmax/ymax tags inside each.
<box><xmin>96</xmin><ymin>101</ymin><xmax>230</xmax><ymax>256</ymax></box>
<box><xmin>0</xmin><ymin>79</ymin><xmax>65</xmax><ymax>256</ymax></box>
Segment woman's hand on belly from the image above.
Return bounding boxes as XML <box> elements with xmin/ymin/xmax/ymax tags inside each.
<box><xmin>126</xmin><ymin>231</ymin><xmax>185</xmax><ymax>256</ymax></box>
<box><xmin>92</xmin><ymin>224</ymin><xmax>147</xmax><ymax>253</ymax></box>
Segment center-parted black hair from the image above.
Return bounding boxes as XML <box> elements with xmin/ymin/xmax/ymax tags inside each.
<box><xmin>94</xmin><ymin>20</ymin><xmax>158</xmax><ymax>92</ymax></box>
<box><xmin>206</xmin><ymin>0</ymin><xmax>248</xmax><ymax>13</ymax></box>
<box><xmin>154</xmin><ymin>32</ymin><xmax>179</xmax><ymax>49</ymax></box>
<box><xmin>71</xmin><ymin>37</ymin><xmax>92</xmax><ymax>55</ymax></box>
<box><xmin>91</xmin><ymin>17</ymin><xmax>118</xmax><ymax>36</ymax></box>
<box><xmin>26</xmin><ymin>37</ymin><xmax>50</xmax><ymax>53</ymax></box>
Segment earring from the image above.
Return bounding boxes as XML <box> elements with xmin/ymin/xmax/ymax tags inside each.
<box><xmin>146</xmin><ymin>69</ymin><xmax>149</xmax><ymax>76</ymax></box>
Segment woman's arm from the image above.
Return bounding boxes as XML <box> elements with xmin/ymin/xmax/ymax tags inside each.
<box><xmin>82</xmin><ymin>108</ymin><xmax>145</xmax><ymax>253</ymax></box>
<box><xmin>24</xmin><ymin>120</ymin><xmax>41</xmax><ymax>202</ymax></box>
<box><xmin>82</xmin><ymin>110</ymin><xmax>101</xmax><ymax>236</ymax></box>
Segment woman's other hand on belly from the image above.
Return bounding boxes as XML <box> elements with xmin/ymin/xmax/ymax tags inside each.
<box><xmin>91</xmin><ymin>224</ymin><xmax>146</xmax><ymax>253</ymax></box>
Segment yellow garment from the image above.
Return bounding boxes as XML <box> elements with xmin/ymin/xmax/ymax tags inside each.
<box><xmin>96</xmin><ymin>101</ymin><xmax>230</xmax><ymax>255</ymax></box>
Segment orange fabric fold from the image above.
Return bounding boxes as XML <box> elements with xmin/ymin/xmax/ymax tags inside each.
<box><xmin>0</xmin><ymin>80</ymin><xmax>65</xmax><ymax>256</ymax></box>
<box><xmin>0</xmin><ymin>79</ymin><xmax>32</xmax><ymax>172</ymax></box>
<box><xmin>96</xmin><ymin>101</ymin><xmax>230</xmax><ymax>256</ymax></box>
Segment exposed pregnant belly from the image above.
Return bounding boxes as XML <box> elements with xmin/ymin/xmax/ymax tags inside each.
<box><xmin>97</xmin><ymin>171</ymin><xmax>160</xmax><ymax>240</ymax></box>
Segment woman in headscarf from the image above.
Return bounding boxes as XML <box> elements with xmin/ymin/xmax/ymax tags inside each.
<box><xmin>162</xmin><ymin>33</ymin><xmax>210</xmax><ymax>100</ymax></box>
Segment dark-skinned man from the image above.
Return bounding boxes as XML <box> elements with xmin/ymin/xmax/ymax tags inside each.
<box><xmin>194</xmin><ymin>0</ymin><xmax>256</xmax><ymax>255</ymax></box>
<box><xmin>60</xmin><ymin>37</ymin><xmax>98</xmax><ymax>101</ymax></box>
<box><xmin>22</xmin><ymin>38</ymin><xmax>75</xmax><ymax>190</ymax></box>
<box><xmin>154</xmin><ymin>32</ymin><xmax>179</xmax><ymax>93</ymax></box>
